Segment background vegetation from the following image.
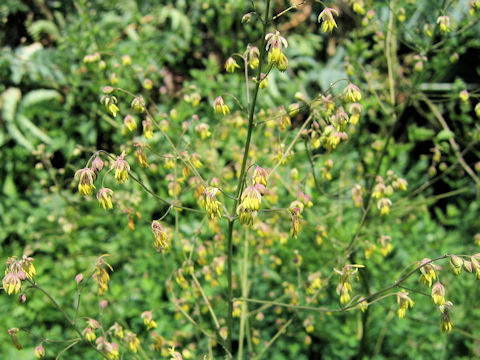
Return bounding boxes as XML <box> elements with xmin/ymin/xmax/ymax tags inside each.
<box><xmin>1</xmin><ymin>0</ymin><xmax>480</xmax><ymax>359</ymax></box>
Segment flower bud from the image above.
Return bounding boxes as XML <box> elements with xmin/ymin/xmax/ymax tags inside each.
<box><xmin>449</xmin><ymin>255</ymin><xmax>463</xmax><ymax>275</ymax></box>
<box><xmin>75</xmin><ymin>273</ymin><xmax>83</xmax><ymax>285</ymax></box>
<box><xmin>102</xmin><ymin>86</ymin><xmax>114</xmax><ymax>94</ymax></box>
<box><xmin>92</xmin><ymin>156</ymin><xmax>104</xmax><ymax>172</ymax></box>
<box><xmin>242</xmin><ymin>13</ymin><xmax>252</xmax><ymax>23</ymax></box>
<box><xmin>34</xmin><ymin>344</ymin><xmax>45</xmax><ymax>358</ymax></box>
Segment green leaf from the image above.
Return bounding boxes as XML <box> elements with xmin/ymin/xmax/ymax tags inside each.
<box><xmin>28</xmin><ymin>20</ymin><xmax>60</xmax><ymax>41</ymax></box>
<box><xmin>5</xmin><ymin>122</ymin><xmax>34</xmax><ymax>150</ymax></box>
<box><xmin>408</xmin><ymin>125</ymin><xmax>435</xmax><ymax>141</ymax></box>
<box><xmin>19</xmin><ymin>89</ymin><xmax>61</xmax><ymax>110</ymax></box>
<box><xmin>436</xmin><ymin>129</ymin><xmax>454</xmax><ymax>141</ymax></box>
<box><xmin>16</xmin><ymin>114</ymin><xmax>52</xmax><ymax>144</ymax></box>
<box><xmin>1</xmin><ymin>87</ymin><xmax>21</xmax><ymax>123</ymax></box>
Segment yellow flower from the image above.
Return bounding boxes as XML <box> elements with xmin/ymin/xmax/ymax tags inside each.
<box><xmin>152</xmin><ymin>221</ymin><xmax>170</xmax><ymax>250</ymax></box>
<box><xmin>101</xmin><ymin>95</ymin><xmax>120</xmax><ymax>117</ymax></box>
<box><xmin>34</xmin><ymin>344</ymin><xmax>45</xmax><ymax>358</ymax></box>
<box><xmin>225</xmin><ymin>57</ymin><xmax>240</xmax><ymax>73</ymax></box>
<box><xmin>82</xmin><ymin>327</ymin><xmax>96</xmax><ymax>342</ymax></box>
<box><xmin>344</xmin><ymin>83</ymin><xmax>362</xmax><ymax>102</ymax></box>
<box><xmin>437</xmin><ymin>16</ymin><xmax>451</xmax><ymax>34</ymax></box>
<box><xmin>124</xmin><ymin>331</ymin><xmax>140</xmax><ymax>353</ymax></box>
<box><xmin>142</xmin><ymin>118</ymin><xmax>154</xmax><ymax>138</ymax></box>
<box><xmin>241</xmin><ymin>185</ymin><xmax>262</xmax><ymax>211</ymax></box>
<box><xmin>213</xmin><ymin>96</ymin><xmax>230</xmax><ymax>115</ymax></box>
<box><xmin>75</xmin><ymin>167</ymin><xmax>96</xmax><ymax>196</ymax></box>
<box><xmin>318</xmin><ymin>7</ymin><xmax>339</xmax><ymax>33</ymax></box>
<box><xmin>123</xmin><ymin>115</ymin><xmax>137</xmax><ymax>132</ymax></box>
<box><xmin>2</xmin><ymin>272</ymin><xmax>23</xmax><ymax>295</ymax></box>
<box><xmin>431</xmin><ymin>282</ymin><xmax>446</xmax><ymax>305</ymax></box>
<box><xmin>131</xmin><ymin>96</ymin><xmax>146</xmax><ymax>113</ymax></box>
<box><xmin>141</xmin><ymin>311</ymin><xmax>158</xmax><ymax>330</ymax></box>
<box><xmin>96</xmin><ymin>188</ymin><xmax>114</xmax><ymax>210</ymax></box>
<box><xmin>396</xmin><ymin>292</ymin><xmax>414</xmax><ymax>318</ymax></box>
<box><xmin>111</xmin><ymin>152</ymin><xmax>130</xmax><ymax>184</ymax></box>
<box><xmin>203</xmin><ymin>187</ymin><xmax>222</xmax><ymax>220</ymax></box>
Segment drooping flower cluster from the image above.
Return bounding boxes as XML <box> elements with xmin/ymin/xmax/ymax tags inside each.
<box><xmin>335</xmin><ymin>264</ymin><xmax>364</xmax><ymax>304</ymax></box>
<box><xmin>202</xmin><ymin>187</ymin><xmax>222</xmax><ymax>220</ymax></box>
<box><xmin>418</xmin><ymin>258</ymin><xmax>440</xmax><ymax>287</ymax></box>
<box><xmin>396</xmin><ymin>292</ymin><xmax>414</xmax><ymax>318</ymax></box>
<box><xmin>93</xmin><ymin>256</ymin><xmax>113</xmax><ymax>295</ymax></box>
<box><xmin>124</xmin><ymin>331</ymin><xmax>141</xmax><ymax>353</ymax></box>
<box><xmin>317</xmin><ymin>7</ymin><xmax>339</xmax><ymax>33</ymax></box>
<box><xmin>75</xmin><ymin>167</ymin><xmax>97</xmax><ymax>196</ymax></box>
<box><xmin>141</xmin><ymin>310</ymin><xmax>158</xmax><ymax>330</ymax></box>
<box><xmin>151</xmin><ymin>220</ymin><xmax>171</xmax><ymax>250</ymax></box>
<box><xmin>101</xmin><ymin>95</ymin><xmax>120</xmax><ymax>117</ymax></box>
<box><xmin>97</xmin><ymin>188</ymin><xmax>114</xmax><ymax>210</ymax></box>
<box><xmin>111</xmin><ymin>151</ymin><xmax>130</xmax><ymax>184</ymax></box>
<box><xmin>213</xmin><ymin>96</ymin><xmax>230</xmax><ymax>115</ymax></box>
<box><xmin>237</xmin><ymin>166</ymin><xmax>268</xmax><ymax>227</ymax></box>
<box><xmin>372</xmin><ymin>171</ymin><xmax>407</xmax><ymax>216</ymax></box>
<box><xmin>439</xmin><ymin>301</ymin><xmax>454</xmax><ymax>332</ymax></box>
<box><xmin>96</xmin><ymin>337</ymin><xmax>119</xmax><ymax>360</ymax></box>
<box><xmin>83</xmin><ymin>318</ymin><xmax>100</xmax><ymax>342</ymax></box>
<box><xmin>265</xmin><ymin>30</ymin><xmax>289</xmax><ymax>71</ymax></box>
<box><xmin>2</xmin><ymin>255</ymin><xmax>35</xmax><ymax>295</ymax></box>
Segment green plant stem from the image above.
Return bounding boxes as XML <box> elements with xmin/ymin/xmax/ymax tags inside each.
<box><xmin>235</xmin><ymin>254</ymin><xmax>451</xmax><ymax>313</ymax></box>
<box><xmin>225</xmin><ymin>0</ymin><xmax>271</xmax><ymax>355</ymax></box>
<box><xmin>238</xmin><ymin>228</ymin><xmax>250</xmax><ymax>360</ymax></box>
<box><xmin>29</xmin><ymin>280</ymin><xmax>108</xmax><ymax>359</ymax></box>
<box><xmin>253</xmin><ymin>317</ymin><xmax>294</xmax><ymax>360</ymax></box>
<box><xmin>191</xmin><ymin>273</ymin><xmax>220</xmax><ymax>330</ymax></box>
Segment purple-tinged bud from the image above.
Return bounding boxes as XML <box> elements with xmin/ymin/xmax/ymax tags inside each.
<box><xmin>75</xmin><ymin>273</ymin><xmax>84</xmax><ymax>285</ymax></box>
<box><xmin>19</xmin><ymin>293</ymin><xmax>26</xmax><ymax>303</ymax></box>
<box><xmin>34</xmin><ymin>344</ymin><xmax>46</xmax><ymax>358</ymax></box>
<box><xmin>242</xmin><ymin>13</ymin><xmax>252</xmax><ymax>23</ymax></box>
<box><xmin>450</xmin><ymin>255</ymin><xmax>463</xmax><ymax>275</ymax></box>
<box><xmin>92</xmin><ymin>156</ymin><xmax>104</xmax><ymax>172</ymax></box>
<box><xmin>102</xmin><ymin>86</ymin><xmax>114</xmax><ymax>94</ymax></box>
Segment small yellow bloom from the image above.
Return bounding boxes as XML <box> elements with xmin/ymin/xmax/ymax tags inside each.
<box><xmin>396</xmin><ymin>292</ymin><xmax>414</xmax><ymax>318</ymax></box>
<box><xmin>437</xmin><ymin>16</ymin><xmax>451</xmax><ymax>34</ymax></box>
<box><xmin>123</xmin><ymin>115</ymin><xmax>137</xmax><ymax>132</ymax></box>
<box><xmin>111</xmin><ymin>152</ymin><xmax>130</xmax><ymax>184</ymax></box>
<box><xmin>213</xmin><ymin>96</ymin><xmax>230</xmax><ymax>115</ymax></box>
<box><xmin>75</xmin><ymin>167</ymin><xmax>96</xmax><ymax>196</ymax></box>
<box><xmin>152</xmin><ymin>220</ymin><xmax>170</xmax><ymax>250</ymax></box>
<box><xmin>96</xmin><ymin>188</ymin><xmax>114</xmax><ymax>210</ymax></box>
<box><xmin>318</xmin><ymin>7</ymin><xmax>339</xmax><ymax>33</ymax></box>
<box><xmin>131</xmin><ymin>96</ymin><xmax>146</xmax><ymax>113</ymax></box>
<box><xmin>225</xmin><ymin>57</ymin><xmax>240</xmax><ymax>73</ymax></box>
<box><xmin>124</xmin><ymin>331</ymin><xmax>140</xmax><ymax>353</ymax></box>
<box><xmin>344</xmin><ymin>83</ymin><xmax>362</xmax><ymax>102</ymax></box>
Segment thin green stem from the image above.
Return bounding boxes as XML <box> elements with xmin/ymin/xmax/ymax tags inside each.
<box><xmin>225</xmin><ymin>0</ymin><xmax>271</xmax><ymax>355</ymax></box>
<box><xmin>28</xmin><ymin>280</ymin><xmax>108</xmax><ymax>359</ymax></box>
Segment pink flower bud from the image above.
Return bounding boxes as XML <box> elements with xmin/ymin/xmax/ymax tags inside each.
<box><xmin>75</xmin><ymin>273</ymin><xmax>84</xmax><ymax>285</ymax></box>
